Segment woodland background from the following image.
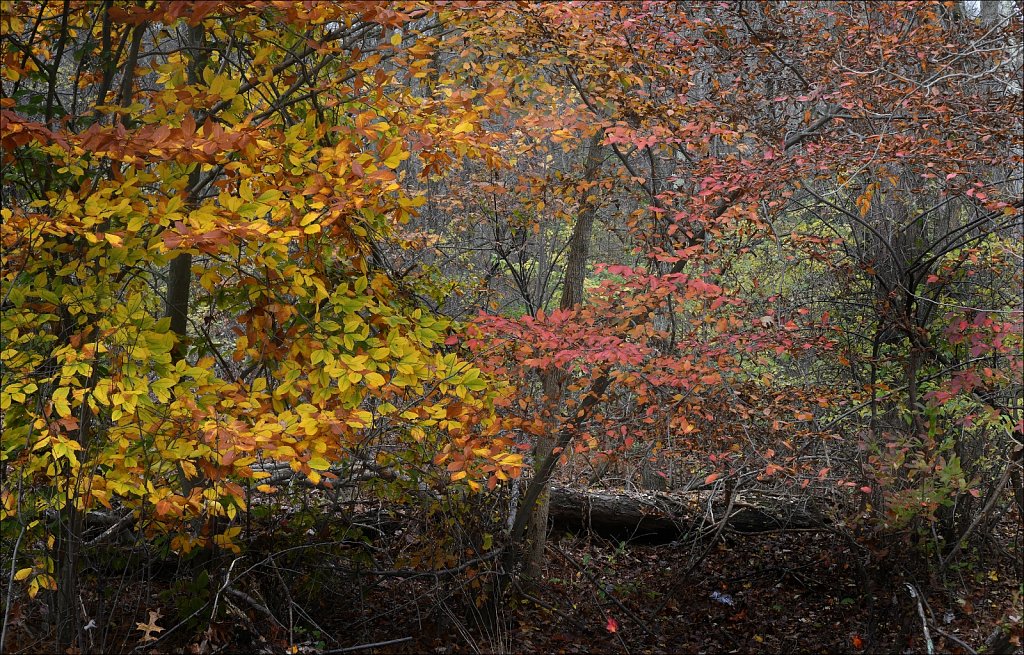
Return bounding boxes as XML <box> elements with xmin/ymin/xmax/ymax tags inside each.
<box><xmin>1</xmin><ymin>1</ymin><xmax>1021</xmax><ymax>653</ymax></box>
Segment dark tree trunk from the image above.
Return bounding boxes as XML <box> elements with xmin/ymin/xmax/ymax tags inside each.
<box><xmin>522</xmin><ymin>133</ymin><xmax>605</xmax><ymax>578</ymax></box>
<box><xmin>165</xmin><ymin>23</ymin><xmax>207</xmax><ymax>361</ymax></box>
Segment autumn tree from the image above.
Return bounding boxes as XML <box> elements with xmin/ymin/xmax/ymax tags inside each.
<box><xmin>1</xmin><ymin>2</ymin><xmax>523</xmax><ymax>649</ymax></box>
<box><xmin>462</xmin><ymin>0</ymin><xmax>1021</xmax><ymax>579</ymax></box>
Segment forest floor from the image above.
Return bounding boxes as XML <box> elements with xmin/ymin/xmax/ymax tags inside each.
<box><xmin>501</xmin><ymin>529</ymin><xmax>1022</xmax><ymax>655</ymax></box>
<box><xmin>331</xmin><ymin>524</ymin><xmax>1022</xmax><ymax>655</ymax></box>
<box><xmin>4</xmin><ymin>500</ymin><xmax>1021</xmax><ymax>654</ymax></box>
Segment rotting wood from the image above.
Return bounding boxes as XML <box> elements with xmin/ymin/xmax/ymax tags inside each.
<box><xmin>547</xmin><ymin>485</ymin><xmax>827</xmax><ymax>542</ymax></box>
<box><xmin>246</xmin><ymin>462</ymin><xmax>828</xmax><ymax>543</ymax></box>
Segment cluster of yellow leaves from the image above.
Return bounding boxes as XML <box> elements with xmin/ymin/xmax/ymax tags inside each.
<box><xmin>1</xmin><ymin>1</ymin><xmax>523</xmax><ymax>587</ymax></box>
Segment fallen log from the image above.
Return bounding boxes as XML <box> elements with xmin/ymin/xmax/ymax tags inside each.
<box><xmin>547</xmin><ymin>485</ymin><xmax>827</xmax><ymax>542</ymax></box>
<box><xmin>249</xmin><ymin>462</ymin><xmax>827</xmax><ymax>542</ymax></box>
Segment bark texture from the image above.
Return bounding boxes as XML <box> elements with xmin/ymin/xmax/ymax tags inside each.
<box><xmin>547</xmin><ymin>485</ymin><xmax>827</xmax><ymax>542</ymax></box>
<box><xmin>522</xmin><ymin>133</ymin><xmax>604</xmax><ymax>578</ymax></box>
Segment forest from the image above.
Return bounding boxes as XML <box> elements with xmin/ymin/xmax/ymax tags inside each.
<box><xmin>1</xmin><ymin>1</ymin><xmax>1021</xmax><ymax>653</ymax></box>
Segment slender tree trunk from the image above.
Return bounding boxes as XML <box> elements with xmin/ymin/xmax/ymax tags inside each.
<box><xmin>165</xmin><ymin>26</ymin><xmax>208</xmax><ymax>545</ymax></box>
<box><xmin>522</xmin><ymin>133</ymin><xmax>603</xmax><ymax>579</ymax></box>
<box><xmin>49</xmin><ymin>7</ymin><xmax>131</xmax><ymax>649</ymax></box>
<box><xmin>166</xmin><ymin>24</ymin><xmax>206</xmax><ymax>361</ymax></box>
<box><xmin>524</xmin><ymin>373</ymin><xmax>560</xmax><ymax>579</ymax></box>
<box><xmin>166</xmin><ymin>251</ymin><xmax>193</xmax><ymax>359</ymax></box>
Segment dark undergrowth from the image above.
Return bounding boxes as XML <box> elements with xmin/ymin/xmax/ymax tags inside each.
<box><xmin>3</xmin><ymin>497</ymin><xmax>1021</xmax><ymax>655</ymax></box>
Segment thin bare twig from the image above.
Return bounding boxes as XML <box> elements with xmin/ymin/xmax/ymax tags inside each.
<box><xmin>320</xmin><ymin>636</ymin><xmax>413</xmax><ymax>654</ymax></box>
<box><xmin>939</xmin><ymin>454</ymin><xmax>1017</xmax><ymax>573</ymax></box>
<box><xmin>225</xmin><ymin>588</ymin><xmax>282</xmax><ymax>626</ymax></box>
<box><xmin>512</xmin><ymin>581</ymin><xmax>590</xmax><ymax>633</ymax></box>
<box><xmin>85</xmin><ymin>511</ymin><xmax>135</xmax><ymax>547</ymax></box>
<box><xmin>906</xmin><ymin>584</ymin><xmax>934</xmax><ymax>655</ymax></box>
<box><xmin>550</xmin><ymin>543</ymin><xmax>660</xmax><ymax>640</ymax></box>
<box><xmin>1</xmin><ymin>527</ymin><xmax>26</xmax><ymax>654</ymax></box>
<box><xmin>933</xmin><ymin>627</ymin><xmax>978</xmax><ymax>655</ymax></box>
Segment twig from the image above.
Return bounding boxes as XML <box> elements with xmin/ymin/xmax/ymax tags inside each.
<box><xmin>320</xmin><ymin>636</ymin><xmax>413</xmax><ymax>654</ymax></box>
<box><xmin>439</xmin><ymin>601</ymin><xmax>484</xmax><ymax>655</ymax></box>
<box><xmin>685</xmin><ymin>484</ymin><xmax>737</xmax><ymax>575</ymax></box>
<box><xmin>649</xmin><ymin>484</ymin><xmax>737</xmax><ymax>619</ymax></box>
<box><xmin>331</xmin><ymin>548</ymin><xmax>503</xmax><ymax>581</ymax></box>
<box><xmin>512</xmin><ymin>582</ymin><xmax>590</xmax><ymax>633</ymax></box>
<box><xmin>550</xmin><ymin>544</ymin><xmax>660</xmax><ymax>640</ymax></box>
<box><xmin>85</xmin><ymin>510</ymin><xmax>135</xmax><ymax>547</ymax></box>
<box><xmin>287</xmin><ymin>601</ymin><xmax>337</xmax><ymax>648</ymax></box>
<box><xmin>1</xmin><ymin>526</ymin><xmax>26</xmax><ymax>654</ymax></box>
<box><xmin>225</xmin><ymin>588</ymin><xmax>282</xmax><ymax>626</ymax></box>
<box><xmin>939</xmin><ymin>457</ymin><xmax>1015</xmax><ymax>573</ymax></box>
<box><xmin>134</xmin><ymin>542</ymin><xmax>355</xmax><ymax>652</ymax></box>
<box><xmin>906</xmin><ymin>584</ymin><xmax>934</xmax><ymax>655</ymax></box>
<box><xmin>933</xmin><ymin>627</ymin><xmax>977</xmax><ymax>655</ymax></box>
<box><xmin>268</xmin><ymin>555</ymin><xmax>296</xmax><ymax>646</ymax></box>
<box><xmin>210</xmin><ymin>557</ymin><xmax>242</xmax><ymax>625</ymax></box>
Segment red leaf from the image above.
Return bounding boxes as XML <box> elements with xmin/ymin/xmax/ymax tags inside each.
<box><xmin>605</xmin><ymin>616</ymin><xmax>619</xmax><ymax>633</ymax></box>
<box><xmin>705</xmin><ymin>472</ymin><xmax>720</xmax><ymax>485</ymax></box>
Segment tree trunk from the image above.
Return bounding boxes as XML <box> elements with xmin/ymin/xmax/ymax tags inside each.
<box><xmin>522</xmin><ymin>133</ymin><xmax>603</xmax><ymax>578</ymax></box>
<box><xmin>165</xmin><ymin>23</ymin><xmax>206</xmax><ymax>361</ymax></box>
<box><xmin>166</xmin><ymin>250</ymin><xmax>193</xmax><ymax>359</ymax></box>
<box><xmin>524</xmin><ymin>374</ymin><xmax>558</xmax><ymax>579</ymax></box>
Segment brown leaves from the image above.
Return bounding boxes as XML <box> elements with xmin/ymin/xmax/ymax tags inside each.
<box><xmin>136</xmin><ymin>610</ymin><xmax>164</xmax><ymax>643</ymax></box>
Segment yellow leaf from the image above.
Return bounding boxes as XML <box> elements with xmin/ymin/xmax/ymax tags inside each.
<box><xmin>92</xmin><ymin>382</ymin><xmax>110</xmax><ymax>406</ymax></box>
<box><xmin>409</xmin><ymin>42</ymin><xmax>432</xmax><ymax>57</ymax></box>
<box><xmin>52</xmin><ymin>387</ymin><xmax>72</xmax><ymax>418</ymax></box>
<box><xmin>37</xmin><ymin>574</ymin><xmax>56</xmax><ymax>591</ymax></box>
<box><xmin>14</xmin><ymin>567</ymin><xmax>33</xmax><ymax>581</ymax></box>
<box><xmin>453</xmin><ymin>121</ymin><xmax>474</xmax><ymax>135</ymax></box>
<box><xmin>364</xmin><ymin>371</ymin><xmax>386</xmax><ymax>388</ymax></box>
<box><xmin>309</xmin><ymin>455</ymin><xmax>330</xmax><ymax>470</ymax></box>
